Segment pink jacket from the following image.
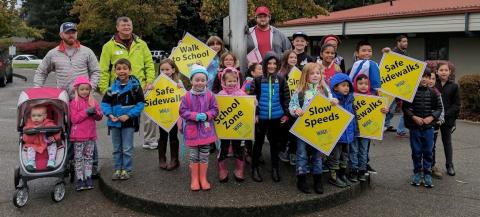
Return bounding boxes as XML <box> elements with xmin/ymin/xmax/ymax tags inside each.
<box><xmin>69</xmin><ymin>97</ymin><xmax>102</xmax><ymax>142</ymax></box>
<box><xmin>217</xmin><ymin>67</ymin><xmax>247</xmax><ymax>96</ymax></box>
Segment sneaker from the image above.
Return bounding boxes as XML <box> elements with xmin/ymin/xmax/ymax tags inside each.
<box><xmin>385</xmin><ymin>126</ymin><xmax>397</xmax><ymax>132</ymax></box>
<box><xmin>47</xmin><ymin>160</ymin><xmax>55</xmax><ymax>169</ymax></box>
<box><xmin>367</xmin><ymin>164</ymin><xmax>377</xmax><ymax>174</ymax></box>
<box><xmin>25</xmin><ymin>161</ymin><xmax>36</xmax><ymax>172</ymax></box>
<box><xmin>396</xmin><ymin>132</ymin><xmax>409</xmax><ymax>138</ymax></box>
<box><xmin>76</xmin><ymin>179</ymin><xmax>85</xmax><ymax>191</ymax></box>
<box><xmin>432</xmin><ymin>166</ymin><xmax>443</xmax><ymax>179</ymax></box>
<box><xmin>120</xmin><ymin>170</ymin><xmax>131</xmax><ymax>180</ymax></box>
<box><xmin>149</xmin><ymin>142</ymin><xmax>158</xmax><ymax>150</ymax></box>
<box><xmin>142</xmin><ymin>143</ymin><xmax>151</xmax><ymax>149</ymax></box>
<box><xmin>424</xmin><ymin>174</ymin><xmax>434</xmax><ymax>188</ymax></box>
<box><xmin>289</xmin><ymin>154</ymin><xmax>296</xmax><ymax>166</ymax></box>
<box><xmin>411</xmin><ymin>173</ymin><xmax>423</xmax><ymax>186</ymax></box>
<box><xmin>112</xmin><ymin>170</ymin><xmax>121</xmax><ymax>180</ymax></box>
<box><xmin>278</xmin><ymin>151</ymin><xmax>289</xmax><ymax>163</ymax></box>
<box><xmin>348</xmin><ymin>170</ymin><xmax>358</xmax><ymax>182</ymax></box>
<box><xmin>358</xmin><ymin>170</ymin><xmax>367</xmax><ymax>182</ymax></box>
<box><xmin>85</xmin><ymin>177</ymin><xmax>94</xmax><ymax>190</ymax></box>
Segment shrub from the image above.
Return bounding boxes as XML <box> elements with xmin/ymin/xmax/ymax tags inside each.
<box><xmin>459</xmin><ymin>74</ymin><xmax>480</xmax><ymax>122</ymax></box>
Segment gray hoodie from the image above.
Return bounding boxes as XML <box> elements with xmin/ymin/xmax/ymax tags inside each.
<box><xmin>246</xmin><ymin>25</ymin><xmax>291</xmax><ymax>59</ymax></box>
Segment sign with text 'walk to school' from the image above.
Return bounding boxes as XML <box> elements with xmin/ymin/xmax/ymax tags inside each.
<box><xmin>169</xmin><ymin>33</ymin><xmax>217</xmax><ymax>78</ymax></box>
<box><xmin>144</xmin><ymin>74</ymin><xmax>186</xmax><ymax>132</ymax></box>
<box><xmin>287</xmin><ymin>67</ymin><xmax>302</xmax><ymax>97</ymax></box>
<box><xmin>290</xmin><ymin>94</ymin><xmax>354</xmax><ymax>156</ymax></box>
<box><xmin>378</xmin><ymin>51</ymin><xmax>426</xmax><ymax>102</ymax></box>
<box><xmin>354</xmin><ymin>94</ymin><xmax>387</xmax><ymax>140</ymax></box>
<box><xmin>214</xmin><ymin>95</ymin><xmax>255</xmax><ymax>140</ymax></box>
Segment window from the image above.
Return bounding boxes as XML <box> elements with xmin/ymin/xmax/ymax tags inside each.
<box><xmin>425</xmin><ymin>37</ymin><xmax>449</xmax><ymax>60</ymax></box>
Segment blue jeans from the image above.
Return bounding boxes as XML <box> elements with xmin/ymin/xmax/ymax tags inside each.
<box><xmin>296</xmin><ymin>139</ymin><xmax>323</xmax><ymax>175</ymax></box>
<box><xmin>111</xmin><ymin>127</ymin><xmax>135</xmax><ymax>172</ymax></box>
<box><xmin>409</xmin><ymin>128</ymin><xmax>434</xmax><ymax>174</ymax></box>
<box><xmin>397</xmin><ymin>113</ymin><xmax>407</xmax><ymax>134</ymax></box>
<box><xmin>350</xmin><ymin>137</ymin><xmax>369</xmax><ymax>171</ymax></box>
<box><xmin>384</xmin><ymin>101</ymin><xmax>396</xmax><ymax>127</ymax></box>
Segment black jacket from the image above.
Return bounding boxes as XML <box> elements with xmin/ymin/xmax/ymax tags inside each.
<box><xmin>435</xmin><ymin>80</ymin><xmax>460</xmax><ymax>127</ymax></box>
<box><xmin>403</xmin><ymin>85</ymin><xmax>443</xmax><ymax>129</ymax></box>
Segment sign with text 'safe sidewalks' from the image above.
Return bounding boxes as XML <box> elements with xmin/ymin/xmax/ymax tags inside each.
<box><xmin>290</xmin><ymin>94</ymin><xmax>354</xmax><ymax>156</ymax></box>
<box><xmin>214</xmin><ymin>95</ymin><xmax>256</xmax><ymax>140</ymax></box>
<box><xmin>378</xmin><ymin>51</ymin><xmax>426</xmax><ymax>102</ymax></box>
<box><xmin>169</xmin><ymin>33</ymin><xmax>217</xmax><ymax>78</ymax></box>
<box><xmin>378</xmin><ymin>89</ymin><xmax>395</xmax><ymax>107</ymax></box>
<box><xmin>144</xmin><ymin>74</ymin><xmax>186</xmax><ymax>132</ymax></box>
<box><xmin>287</xmin><ymin>67</ymin><xmax>302</xmax><ymax>97</ymax></box>
<box><xmin>353</xmin><ymin>94</ymin><xmax>387</xmax><ymax>140</ymax></box>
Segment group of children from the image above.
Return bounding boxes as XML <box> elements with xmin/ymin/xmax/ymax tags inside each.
<box><xmin>22</xmin><ymin>33</ymin><xmax>459</xmax><ymax>194</ymax></box>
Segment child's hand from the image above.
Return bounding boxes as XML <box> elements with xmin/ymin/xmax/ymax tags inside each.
<box><xmin>48</xmin><ymin>136</ymin><xmax>56</xmax><ymax>143</ymax></box>
<box><xmin>118</xmin><ymin>115</ymin><xmax>130</xmax><ymax>122</ymax></box>
<box><xmin>412</xmin><ymin>116</ymin><xmax>424</xmax><ymax>126</ymax></box>
<box><xmin>294</xmin><ymin>108</ymin><xmax>304</xmax><ymax>117</ymax></box>
<box><xmin>329</xmin><ymin>98</ymin><xmax>339</xmax><ymax>105</ymax></box>
<box><xmin>109</xmin><ymin>115</ymin><xmax>118</xmax><ymax>122</ymax></box>
<box><xmin>280</xmin><ymin>115</ymin><xmax>289</xmax><ymax>124</ymax></box>
<box><xmin>177</xmin><ymin>83</ymin><xmax>184</xmax><ymax>89</ymax></box>
<box><xmin>423</xmin><ymin>116</ymin><xmax>434</xmax><ymax>125</ymax></box>
<box><xmin>380</xmin><ymin>108</ymin><xmax>389</xmax><ymax>114</ymax></box>
<box><xmin>382</xmin><ymin>47</ymin><xmax>392</xmax><ymax>53</ymax></box>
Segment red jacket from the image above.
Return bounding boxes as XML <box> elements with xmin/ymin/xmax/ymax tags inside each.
<box><xmin>23</xmin><ymin>119</ymin><xmax>60</xmax><ymax>153</ymax></box>
<box><xmin>69</xmin><ymin>97</ymin><xmax>103</xmax><ymax>142</ymax></box>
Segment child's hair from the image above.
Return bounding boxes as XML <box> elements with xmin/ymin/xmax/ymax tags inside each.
<box><xmin>31</xmin><ymin>105</ymin><xmax>47</xmax><ymax>116</ymax></box>
<box><xmin>356</xmin><ymin>74</ymin><xmax>369</xmax><ymax>81</ymax></box>
<box><xmin>297</xmin><ymin>63</ymin><xmax>325</xmax><ymax>94</ymax></box>
<box><xmin>246</xmin><ymin>63</ymin><xmax>260</xmax><ymax>77</ymax></box>
<box><xmin>114</xmin><ymin>58</ymin><xmax>132</xmax><ymax>70</ymax></box>
<box><xmin>436</xmin><ymin>61</ymin><xmax>455</xmax><ymax>79</ymax></box>
<box><xmin>159</xmin><ymin>58</ymin><xmax>179</xmax><ymax>81</ymax></box>
<box><xmin>206</xmin><ymin>36</ymin><xmax>225</xmax><ymax>57</ymax></box>
<box><xmin>423</xmin><ymin>67</ymin><xmax>432</xmax><ymax>77</ymax></box>
<box><xmin>355</xmin><ymin>40</ymin><xmax>372</xmax><ymax>52</ymax></box>
<box><xmin>220</xmin><ymin>52</ymin><xmax>237</xmax><ymax>68</ymax></box>
<box><xmin>280</xmin><ymin>50</ymin><xmax>295</xmax><ymax>75</ymax></box>
<box><xmin>321</xmin><ymin>43</ymin><xmax>336</xmax><ymax>54</ymax></box>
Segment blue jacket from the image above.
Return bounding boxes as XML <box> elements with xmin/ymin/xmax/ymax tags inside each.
<box><xmin>330</xmin><ymin>73</ymin><xmax>357</xmax><ymax>144</ymax></box>
<box><xmin>101</xmin><ymin>75</ymin><xmax>145</xmax><ymax>131</ymax></box>
<box><xmin>349</xmin><ymin>60</ymin><xmax>381</xmax><ymax>94</ymax></box>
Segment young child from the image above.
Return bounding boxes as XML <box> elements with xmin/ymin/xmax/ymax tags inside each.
<box><xmin>427</xmin><ymin>71</ymin><xmax>445</xmax><ymax>179</ymax></box>
<box><xmin>328</xmin><ymin>73</ymin><xmax>356</xmax><ymax>188</ymax></box>
<box><xmin>251</xmin><ymin>51</ymin><xmax>290</xmax><ymax>183</ymax></box>
<box><xmin>242</xmin><ymin>63</ymin><xmax>263</xmax><ymax>164</ymax></box>
<box><xmin>279</xmin><ymin>50</ymin><xmax>297</xmax><ymax>77</ymax></box>
<box><xmin>435</xmin><ymin>62</ymin><xmax>460</xmax><ymax>176</ymax></box>
<box><xmin>157</xmin><ymin>59</ymin><xmax>186</xmax><ymax>170</ymax></box>
<box><xmin>348</xmin><ymin>74</ymin><xmax>388</xmax><ymax>183</ymax></box>
<box><xmin>349</xmin><ymin>41</ymin><xmax>382</xmax><ymax>94</ymax></box>
<box><xmin>317</xmin><ymin>44</ymin><xmax>342</xmax><ymax>85</ymax></box>
<box><xmin>403</xmin><ymin>69</ymin><xmax>443</xmax><ymax>188</ymax></box>
<box><xmin>179</xmin><ymin>64</ymin><xmax>218</xmax><ymax>191</ymax></box>
<box><xmin>69</xmin><ymin>76</ymin><xmax>103</xmax><ymax>190</ymax></box>
<box><xmin>292</xmin><ymin>31</ymin><xmax>314</xmax><ymax>69</ymax></box>
<box><xmin>289</xmin><ymin>62</ymin><xmax>336</xmax><ymax>194</ymax></box>
<box><xmin>23</xmin><ymin>105</ymin><xmax>61</xmax><ymax>172</ymax></box>
<box><xmin>320</xmin><ymin>35</ymin><xmax>346</xmax><ymax>73</ymax></box>
<box><xmin>212</xmin><ymin>52</ymin><xmax>240</xmax><ymax>94</ymax></box>
<box><xmin>101</xmin><ymin>58</ymin><xmax>145</xmax><ymax>180</ymax></box>
<box><xmin>206</xmin><ymin>36</ymin><xmax>224</xmax><ymax>90</ymax></box>
<box><xmin>216</xmin><ymin>67</ymin><xmax>247</xmax><ymax>182</ymax></box>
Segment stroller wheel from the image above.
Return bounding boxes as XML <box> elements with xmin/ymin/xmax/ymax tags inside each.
<box><xmin>12</xmin><ymin>186</ymin><xmax>29</xmax><ymax>208</ymax></box>
<box><xmin>14</xmin><ymin>166</ymin><xmax>20</xmax><ymax>188</ymax></box>
<box><xmin>51</xmin><ymin>182</ymin><xmax>66</xmax><ymax>203</ymax></box>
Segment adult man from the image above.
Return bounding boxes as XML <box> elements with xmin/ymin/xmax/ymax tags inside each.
<box><xmin>34</xmin><ymin>22</ymin><xmax>100</xmax><ymax>97</ymax></box>
<box><xmin>34</xmin><ymin>22</ymin><xmax>101</xmax><ymax>176</ymax></box>
<box><xmin>98</xmin><ymin>17</ymin><xmax>157</xmax><ymax>150</ymax></box>
<box><xmin>246</xmin><ymin>6</ymin><xmax>291</xmax><ymax>60</ymax></box>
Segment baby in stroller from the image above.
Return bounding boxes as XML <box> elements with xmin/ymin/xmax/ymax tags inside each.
<box><xmin>23</xmin><ymin>105</ymin><xmax>61</xmax><ymax>171</ymax></box>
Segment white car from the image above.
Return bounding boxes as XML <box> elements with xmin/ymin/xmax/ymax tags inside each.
<box><xmin>12</xmin><ymin>55</ymin><xmax>43</xmax><ymax>65</ymax></box>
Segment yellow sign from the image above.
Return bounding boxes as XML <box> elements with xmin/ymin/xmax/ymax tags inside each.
<box><xmin>214</xmin><ymin>95</ymin><xmax>255</xmax><ymax>140</ymax></box>
<box><xmin>354</xmin><ymin>94</ymin><xmax>387</xmax><ymax>140</ymax></box>
<box><xmin>290</xmin><ymin>94</ymin><xmax>354</xmax><ymax>156</ymax></box>
<box><xmin>378</xmin><ymin>90</ymin><xmax>395</xmax><ymax>108</ymax></box>
<box><xmin>169</xmin><ymin>33</ymin><xmax>217</xmax><ymax>78</ymax></box>
<box><xmin>144</xmin><ymin>74</ymin><xmax>186</xmax><ymax>132</ymax></box>
<box><xmin>378</xmin><ymin>51</ymin><xmax>426</xmax><ymax>102</ymax></box>
<box><xmin>287</xmin><ymin>67</ymin><xmax>302</xmax><ymax>97</ymax></box>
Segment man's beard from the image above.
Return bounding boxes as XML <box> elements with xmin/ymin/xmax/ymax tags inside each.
<box><xmin>63</xmin><ymin>38</ymin><xmax>75</xmax><ymax>46</ymax></box>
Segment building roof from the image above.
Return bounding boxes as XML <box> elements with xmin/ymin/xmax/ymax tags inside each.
<box><xmin>280</xmin><ymin>0</ymin><xmax>480</xmax><ymax>27</ymax></box>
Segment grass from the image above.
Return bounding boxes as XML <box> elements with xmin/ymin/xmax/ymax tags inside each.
<box><xmin>12</xmin><ymin>64</ymin><xmax>39</xmax><ymax>69</ymax></box>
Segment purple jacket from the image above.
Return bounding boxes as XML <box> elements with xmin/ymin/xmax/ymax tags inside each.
<box><xmin>179</xmin><ymin>90</ymin><xmax>218</xmax><ymax>146</ymax></box>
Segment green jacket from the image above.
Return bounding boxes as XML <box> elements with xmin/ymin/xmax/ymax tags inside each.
<box><xmin>98</xmin><ymin>35</ymin><xmax>155</xmax><ymax>94</ymax></box>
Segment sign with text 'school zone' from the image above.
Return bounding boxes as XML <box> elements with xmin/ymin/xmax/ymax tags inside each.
<box><xmin>354</xmin><ymin>94</ymin><xmax>387</xmax><ymax>140</ymax></box>
<box><xmin>214</xmin><ymin>95</ymin><xmax>256</xmax><ymax>140</ymax></box>
<box><xmin>169</xmin><ymin>33</ymin><xmax>217</xmax><ymax>78</ymax></box>
<box><xmin>144</xmin><ymin>74</ymin><xmax>186</xmax><ymax>132</ymax></box>
<box><xmin>378</xmin><ymin>51</ymin><xmax>426</xmax><ymax>102</ymax></box>
<box><xmin>289</xmin><ymin>94</ymin><xmax>354</xmax><ymax>156</ymax></box>
<box><xmin>287</xmin><ymin>67</ymin><xmax>302</xmax><ymax>97</ymax></box>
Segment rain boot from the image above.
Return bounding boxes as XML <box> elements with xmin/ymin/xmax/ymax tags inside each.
<box><xmin>313</xmin><ymin>174</ymin><xmax>324</xmax><ymax>194</ymax></box>
<box><xmin>158</xmin><ymin>139</ymin><xmax>167</xmax><ymax>170</ymax></box>
<box><xmin>166</xmin><ymin>139</ymin><xmax>180</xmax><ymax>171</ymax></box>
<box><xmin>339</xmin><ymin>168</ymin><xmax>352</xmax><ymax>186</ymax></box>
<box><xmin>296</xmin><ymin>174</ymin><xmax>310</xmax><ymax>194</ymax></box>
<box><xmin>218</xmin><ymin>160</ymin><xmax>229</xmax><ymax>182</ymax></box>
<box><xmin>189</xmin><ymin>163</ymin><xmax>200</xmax><ymax>191</ymax></box>
<box><xmin>199</xmin><ymin>163</ymin><xmax>211</xmax><ymax>190</ymax></box>
<box><xmin>234</xmin><ymin>159</ymin><xmax>245</xmax><ymax>182</ymax></box>
<box><xmin>329</xmin><ymin>169</ymin><xmax>347</xmax><ymax>188</ymax></box>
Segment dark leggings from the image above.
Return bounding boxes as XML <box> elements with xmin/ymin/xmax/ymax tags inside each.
<box><xmin>278</xmin><ymin>118</ymin><xmax>297</xmax><ymax>154</ymax></box>
<box><xmin>252</xmin><ymin>119</ymin><xmax>281</xmax><ymax>168</ymax></box>
<box><xmin>440</xmin><ymin>125</ymin><xmax>453</xmax><ymax>166</ymax></box>
<box><xmin>218</xmin><ymin>140</ymin><xmax>243</xmax><ymax>161</ymax></box>
<box><xmin>158</xmin><ymin>125</ymin><xmax>178</xmax><ymax>144</ymax></box>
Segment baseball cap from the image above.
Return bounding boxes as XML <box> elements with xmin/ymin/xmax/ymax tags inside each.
<box><xmin>59</xmin><ymin>22</ymin><xmax>77</xmax><ymax>33</ymax></box>
<box><xmin>255</xmin><ymin>6</ymin><xmax>270</xmax><ymax>16</ymax></box>
<box><xmin>292</xmin><ymin>31</ymin><xmax>309</xmax><ymax>40</ymax></box>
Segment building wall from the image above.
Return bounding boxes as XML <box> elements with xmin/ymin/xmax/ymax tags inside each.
<box><xmin>449</xmin><ymin>37</ymin><xmax>480</xmax><ymax>80</ymax></box>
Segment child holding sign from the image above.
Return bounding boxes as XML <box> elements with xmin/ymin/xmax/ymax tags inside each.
<box><xmin>251</xmin><ymin>51</ymin><xmax>290</xmax><ymax>183</ymax></box>
<box><xmin>403</xmin><ymin>69</ymin><xmax>443</xmax><ymax>188</ymax></box>
<box><xmin>157</xmin><ymin>59</ymin><xmax>185</xmax><ymax>171</ymax></box>
<box><xmin>317</xmin><ymin>44</ymin><xmax>342</xmax><ymax>85</ymax></box>
<box><xmin>289</xmin><ymin>63</ymin><xmax>336</xmax><ymax>194</ymax></box>
<box><xmin>328</xmin><ymin>73</ymin><xmax>357</xmax><ymax>188</ymax></box>
<box><xmin>242</xmin><ymin>63</ymin><xmax>263</xmax><ymax>164</ymax></box>
<box><xmin>179</xmin><ymin>64</ymin><xmax>219</xmax><ymax>191</ymax></box>
<box><xmin>206</xmin><ymin>36</ymin><xmax>224</xmax><ymax>90</ymax></box>
<box><xmin>216</xmin><ymin>67</ymin><xmax>248</xmax><ymax>182</ymax></box>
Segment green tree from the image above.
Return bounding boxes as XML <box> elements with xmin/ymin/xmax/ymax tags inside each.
<box><xmin>0</xmin><ymin>0</ymin><xmax>42</xmax><ymax>39</ymax></box>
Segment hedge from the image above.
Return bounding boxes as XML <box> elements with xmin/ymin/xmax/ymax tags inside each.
<box><xmin>459</xmin><ymin>74</ymin><xmax>480</xmax><ymax>122</ymax></box>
